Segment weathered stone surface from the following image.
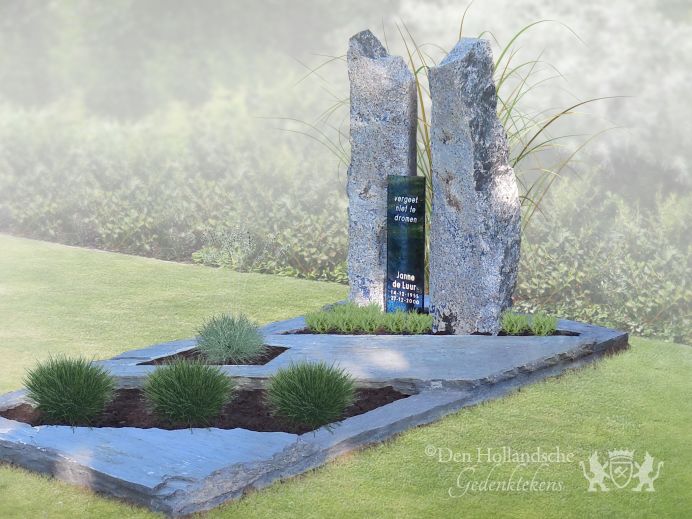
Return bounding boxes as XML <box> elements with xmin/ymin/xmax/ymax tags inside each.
<box><xmin>347</xmin><ymin>29</ymin><xmax>417</xmax><ymax>308</ymax></box>
<box><xmin>428</xmin><ymin>38</ymin><xmax>521</xmax><ymax>334</ymax></box>
<box><xmin>0</xmin><ymin>418</ymin><xmax>299</xmax><ymax>516</ymax></box>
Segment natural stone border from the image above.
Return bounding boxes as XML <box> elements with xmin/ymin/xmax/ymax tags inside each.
<box><xmin>0</xmin><ymin>316</ymin><xmax>627</xmax><ymax>516</ymax></box>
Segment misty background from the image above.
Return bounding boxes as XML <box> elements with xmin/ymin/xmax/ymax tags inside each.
<box><xmin>0</xmin><ymin>0</ymin><xmax>689</xmax><ymax>342</ymax></box>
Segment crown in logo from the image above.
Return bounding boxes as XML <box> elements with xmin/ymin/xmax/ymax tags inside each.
<box><xmin>608</xmin><ymin>449</ymin><xmax>634</xmax><ymax>459</ymax></box>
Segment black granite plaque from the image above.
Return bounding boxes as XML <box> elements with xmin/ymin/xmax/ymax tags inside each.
<box><xmin>386</xmin><ymin>175</ymin><xmax>426</xmax><ymax>312</ymax></box>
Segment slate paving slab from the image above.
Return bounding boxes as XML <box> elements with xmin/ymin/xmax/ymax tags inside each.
<box><xmin>99</xmin><ymin>317</ymin><xmax>626</xmax><ymax>392</ymax></box>
<box><xmin>0</xmin><ymin>315</ymin><xmax>627</xmax><ymax>516</ymax></box>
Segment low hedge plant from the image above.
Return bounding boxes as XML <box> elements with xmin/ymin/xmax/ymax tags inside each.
<box><xmin>530</xmin><ymin>312</ymin><xmax>558</xmax><ymax>336</ymax></box>
<box><xmin>304</xmin><ymin>303</ymin><xmax>432</xmax><ymax>335</ymax></box>
<box><xmin>500</xmin><ymin>311</ymin><xmax>530</xmax><ymax>335</ymax></box>
<box><xmin>266</xmin><ymin>361</ymin><xmax>355</xmax><ymax>430</ymax></box>
<box><xmin>144</xmin><ymin>360</ymin><xmax>234</xmax><ymax>427</ymax></box>
<box><xmin>24</xmin><ymin>356</ymin><xmax>115</xmax><ymax>426</ymax></box>
<box><xmin>197</xmin><ymin>313</ymin><xmax>265</xmax><ymax>364</ymax></box>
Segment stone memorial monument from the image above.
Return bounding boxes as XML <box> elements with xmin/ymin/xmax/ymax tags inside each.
<box><xmin>346</xmin><ymin>31</ymin><xmax>520</xmax><ymax>334</ymax></box>
<box><xmin>428</xmin><ymin>38</ymin><xmax>521</xmax><ymax>335</ymax></box>
<box><xmin>346</xmin><ymin>30</ymin><xmax>417</xmax><ymax>309</ymax></box>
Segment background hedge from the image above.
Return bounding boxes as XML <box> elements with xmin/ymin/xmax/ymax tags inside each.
<box><xmin>0</xmin><ymin>105</ymin><xmax>688</xmax><ymax>342</ymax></box>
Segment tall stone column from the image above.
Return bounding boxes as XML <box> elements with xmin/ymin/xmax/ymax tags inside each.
<box><xmin>347</xmin><ymin>30</ymin><xmax>417</xmax><ymax>308</ymax></box>
<box><xmin>428</xmin><ymin>38</ymin><xmax>521</xmax><ymax>334</ymax></box>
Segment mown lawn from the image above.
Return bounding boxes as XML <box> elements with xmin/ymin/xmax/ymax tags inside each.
<box><xmin>0</xmin><ymin>234</ymin><xmax>690</xmax><ymax>518</ymax></box>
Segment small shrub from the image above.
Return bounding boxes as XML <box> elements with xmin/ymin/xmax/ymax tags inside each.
<box><xmin>306</xmin><ymin>312</ymin><xmax>330</xmax><ymax>334</ymax></box>
<box><xmin>266</xmin><ymin>362</ymin><xmax>356</xmax><ymax>430</ymax></box>
<box><xmin>144</xmin><ymin>360</ymin><xmax>234</xmax><ymax>427</ymax></box>
<box><xmin>530</xmin><ymin>312</ymin><xmax>558</xmax><ymax>336</ymax></box>
<box><xmin>388</xmin><ymin>310</ymin><xmax>407</xmax><ymax>334</ymax></box>
<box><xmin>339</xmin><ymin>308</ymin><xmax>360</xmax><ymax>334</ymax></box>
<box><xmin>404</xmin><ymin>311</ymin><xmax>433</xmax><ymax>334</ymax></box>
<box><xmin>304</xmin><ymin>303</ymin><xmax>433</xmax><ymax>335</ymax></box>
<box><xmin>358</xmin><ymin>306</ymin><xmax>380</xmax><ymax>334</ymax></box>
<box><xmin>197</xmin><ymin>314</ymin><xmax>264</xmax><ymax>363</ymax></box>
<box><xmin>23</xmin><ymin>356</ymin><xmax>115</xmax><ymax>426</ymax></box>
<box><xmin>501</xmin><ymin>311</ymin><xmax>530</xmax><ymax>335</ymax></box>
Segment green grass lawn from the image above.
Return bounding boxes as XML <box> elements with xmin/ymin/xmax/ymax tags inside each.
<box><xmin>0</xmin><ymin>234</ymin><xmax>690</xmax><ymax>518</ymax></box>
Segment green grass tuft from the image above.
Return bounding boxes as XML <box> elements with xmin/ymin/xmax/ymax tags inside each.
<box><xmin>266</xmin><ymin>362</ymin><xmax>356</xmax><ymax>430</ymax></box>
<box><xmin>501</xmin><ymin>310</ymin><xmax>530</xmax><ymax>335</ymax></box>
<box><xmin>23</xmin><ymin>356</ymin><xmax>115</xmax><ymax>426</ymax></box>
<box><xmin>144</xmin><ymin>359</ymin><xmax>234</xmax><ymax>427</ymax></box>
<box><xmin>197</xmin><ymin>313</ymin><xmax>265</xmax><ymax>364</ymax></box>
<box><xmin>530</xmin><ymin>312</ymin><xmax>558</xmax><ymax>336</ymax></box>
<box><xmin>305</xmin><ymin>303</ymin><xmax>432</xmax><ymax>335</ymax></box>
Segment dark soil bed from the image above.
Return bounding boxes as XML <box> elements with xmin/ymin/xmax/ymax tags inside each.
<box><xmin>287</xmin><ymin>328</ymin><xmax>578</xmax><ymax>337</ymax></box>
<box><xmin>139</xmin><ymin>345</ymin><xmax>287</xmax><ymax>366</ymax></box>
<box><xmin>2</xmin><ymin>386</ymin><xmax>409</xmax><ymax>434</ymax></box>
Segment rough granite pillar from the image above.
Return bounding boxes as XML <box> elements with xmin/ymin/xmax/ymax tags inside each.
<box><xmin>428</xmin><ymin>38</ymin><xmax>521</xmax><ymax>335</ymax></box>
<box><xmin>347</xmin><ymin>30</ymin><xmax>417</xmax><ymax>308</ymax></box>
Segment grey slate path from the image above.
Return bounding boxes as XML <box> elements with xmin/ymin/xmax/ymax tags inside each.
<box><xmin>0</xmin><ymin>315</ymin><xmax>627</xmax><ymax>516</ymax></box>
<box><xmin>99</xmin><ymin>317</ymin><xmax>626</xmax><ymax>393</ymax></box>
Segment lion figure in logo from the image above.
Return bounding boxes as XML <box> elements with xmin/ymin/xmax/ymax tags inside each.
<box><xmin>632</xmin><ymin>452</ymin><xmax>663</xmax><ymax>492</ymax></box>
<box><xmin>580</xmin><ymin>452</ymin><xmax>609</xmax><ymax>492</ymax></box>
